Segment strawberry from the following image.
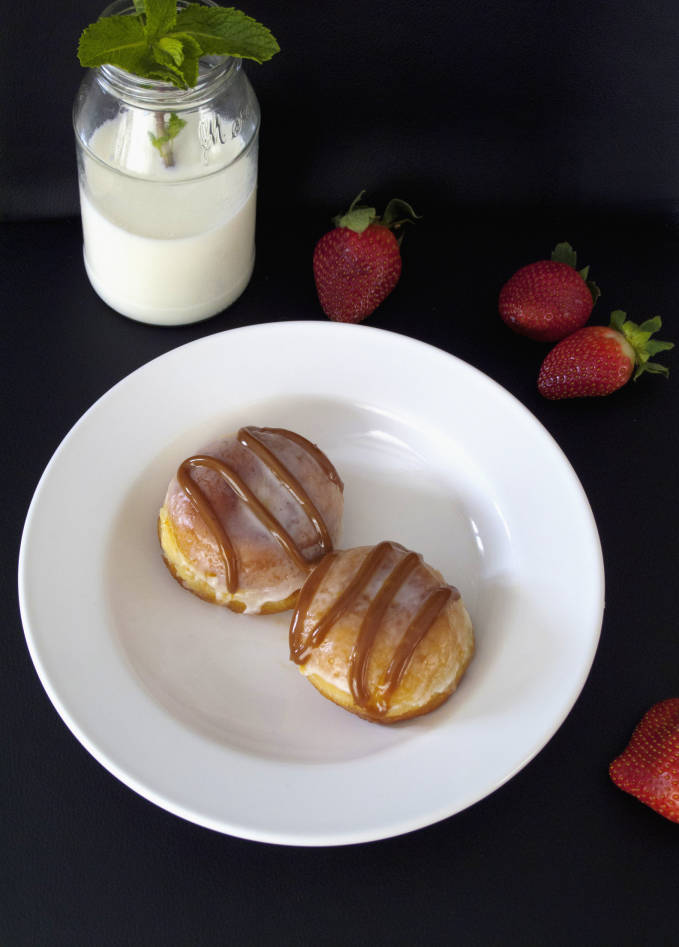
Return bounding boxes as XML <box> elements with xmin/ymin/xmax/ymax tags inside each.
<box><xmin>313</xmin><ymin>192</ymin><xmax>417</xmax><ymax>323</ymax></box>
<box><xmin>609</xmin><ymin>698</ymin><xmax>679</xmax><ymax>824</ymax></box>
<box><xmin>537</xmin><ymin>310</ymin><xmax>673</xmax><ymax>399</ymax></box>
<box><xmin>499</xmin><ymin>242</ymin><xmax>600</xmax><ymax>342</ymax></box>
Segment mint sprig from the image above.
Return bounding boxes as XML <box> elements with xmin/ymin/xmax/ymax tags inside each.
<box><xmin>149</xmin><ymin>111</ymin><xmax>186</xmax><ymax>165</ymax></box>
<box><xmin>78</xmin><ymin>0</ymin><xmax>279</xmax><ymax>89</ymax></box>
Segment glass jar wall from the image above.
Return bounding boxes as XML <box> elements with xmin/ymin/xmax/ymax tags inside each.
<box><xmin>73</xmin><ymin>1</ymin><xmax>260</xmax><ymax>325</ymax></box>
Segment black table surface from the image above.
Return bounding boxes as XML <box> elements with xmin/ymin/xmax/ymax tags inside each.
<box><xmin>2</xmin><ymin>203</ymin><xmax>678</xmax><ymax>945</ymax></box>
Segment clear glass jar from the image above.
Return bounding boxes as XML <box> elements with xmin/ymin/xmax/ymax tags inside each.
<box><xmin>73</xmin><ymin>0</ymin><xmax>260</xmax><ymax>326</ymax></box>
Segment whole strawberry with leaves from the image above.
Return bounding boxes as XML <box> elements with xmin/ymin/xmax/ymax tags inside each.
<box><xmin>313</xmin><ymin>192</ymin><xmax>418</xmax><ymax>323</ymax></box>
<box><xmin>610</xmin><ymin>698</ymin><xmax>679</xmax><ymax>824</ymax></box>
<box><xmin>499</xmin><ymin>242</ymin><xmax>600</xmax><ymax>342</ymax></box>
<box><xmin>538</xmin><ymin>310</ymin><xmax>673</xmax><ymax>399</ymax></box>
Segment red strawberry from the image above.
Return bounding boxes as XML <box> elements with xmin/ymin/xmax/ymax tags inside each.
<box><xmin>538</xmin><ymin>310</ymin><xmax>673</xmax><ymax>399</ymax></box>
<box><xmin>499</xmin><ymin>242</ymin><xmax>600</xmax><ymax>341</ymax></box>
<box><xmin>313</xmin><ymin>193</ymin><xmax>417</xmax><ymax>323</ymax></box>
<box><xmin>609</xmin><ymin>698</ymin><xmax>679</xmax><ymax>823</ymax></box>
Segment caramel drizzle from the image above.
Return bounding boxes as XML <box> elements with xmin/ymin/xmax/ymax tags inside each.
<box><xmin>238</xmin><ymin>427</ymin><xmax>333</xmax><ymax>554</ymax></box>
<box><xmin>176</xmin><ymin>427</ymin><xmax>337</xmax><ymax>593</ymax></box>
<box><xmin>290</xmin><ymin>541</ymin><xmax>460</xmax><ymax>717</ymax></box>
<box><xmin>259</xmin><ymin>428</ymin><xmax>343</xmax><ymax>489</ymax></box>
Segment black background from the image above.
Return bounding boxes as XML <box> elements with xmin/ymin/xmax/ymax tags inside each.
<box><xmin>2</xmin><ymin>1</ymin><xmax>679</xmax><ymax>944</ymax></box>
<box><xmin>6</xmin><ymin>0</ymin><xmax>679</xmax><ymax>221</ymax></box>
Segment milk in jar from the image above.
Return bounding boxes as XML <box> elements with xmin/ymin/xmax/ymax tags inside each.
<box><xmin>74</xmin><ymin>51</ymin><xmax>260</xmax><ymax>325</ymax></box>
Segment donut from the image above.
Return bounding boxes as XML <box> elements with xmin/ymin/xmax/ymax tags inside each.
<box><xmin>158</xmin><ymin>426</ymin><xmax>344</xmax><ymax>614</ymax></box>
<box><xmin>289</xmin><ymin>542</ymin><xmax>474</xmax><ymax>723</ymax></box>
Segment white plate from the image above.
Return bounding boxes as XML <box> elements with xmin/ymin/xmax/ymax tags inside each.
<box><xmin>18</xmin><ymin>322</ymin><xmax>604</xmax><ymax>846</ymax></box>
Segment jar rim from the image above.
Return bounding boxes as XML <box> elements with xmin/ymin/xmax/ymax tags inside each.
<box><xmin>94</xmin><ymin>0</ymin><xmax>238</xmax><ymax>109</ymax></box>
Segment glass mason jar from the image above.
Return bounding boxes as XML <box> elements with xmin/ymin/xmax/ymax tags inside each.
<box><xmin>73</xmin><ymin>0</ymin><xmax>260</xmax><ymax>326</ymax></box>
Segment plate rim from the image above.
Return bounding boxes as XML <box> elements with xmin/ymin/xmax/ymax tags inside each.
<box><xmin>18</xmin><ymin>321</ymin><xmax>605</xmax><ymax>846</ymax></box>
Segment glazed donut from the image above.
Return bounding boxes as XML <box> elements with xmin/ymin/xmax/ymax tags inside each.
<box><xmin>289</xmin><ymin>542</ymin><xmax>474</xmax><ymax>723</ymax></box>
<box><xmin>158</xmin><ymin>426</ymin><xmax>344</xmax><ymax>614</ymax></box>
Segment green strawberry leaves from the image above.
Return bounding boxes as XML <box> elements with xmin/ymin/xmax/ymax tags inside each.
<box><xmin>609</xmin><ymin>310</ymin><xmax>674</xmax><ymax>380</ymax></box>
<box><xmin>381</xmin><ymin>198</ymin><xmax>420</xmax><ymax>230</ymax></box>
<box><xmin>333</xmin><ymin>191</ymin><xmax>420</xmax><ymax>236</ymax></box>
<box><xmin>78</xmin><ymin>0</ymin><xmax>279</xmax><ymax>89</ymax></box>
<box><xmin>551</xmin><ymin>241</ymin><xmax>601</xmax><ymax>305</ymax></box>
<box><xmin>551</xmin><ymin>241</ymin><xmax>578</xmax><ymax>269</ymax></box>
<box><xmin>333</xmin><ymin>192</ymin><xmax>377</xmax><ymax>233</ymax></box>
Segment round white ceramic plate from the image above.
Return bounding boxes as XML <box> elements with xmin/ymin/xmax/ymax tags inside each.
<box><xmin>18</xmin><ymin>322</ymin><xmax>604</xmax><ymax>846</ymax></box>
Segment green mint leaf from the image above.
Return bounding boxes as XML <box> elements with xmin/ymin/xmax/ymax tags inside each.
<box><xmin>77</xmin><ymin>14</ymin><xmax>148</xmax><ymax>70</ymax></box>
<box><xmin>78</xmin><ymin>1</ymin><xmax>279</xmax><ymax>88</ymax></box>
<box><xmin>174</xmin><ymin>5</ymin><xmax>280</xmax><ymax>62</ymax></box>
<box><xmin>150</xmin><ymin>31</ymin><xmax>202</xmax><ymax>86</ymax></box>
<box><xmin>149</xmin><ymin>66</ymin><xmax>183</xmax><ymax>86</ymax></box>
<box><xmin>147</xmin><ymin>61</ymin><xmax>188</xmax><ymax>87</ymax></box>
<box><xmin>144</xmin><ymin>0</ymin><xmax>177</xmax><ymax>42</ymax></box>
<box><xmin>149</xmin><ymin>111</ymin><xmax>187</xmax><ymax>147</ymax></box>
<box><xmin>167</xmin><ymin>31</ymin><xmax>202</xmax><ymax>57</ymax></box>
<box><xmin>167</xmin><ymin>112</ymin><xmax>187</xmax><ymax>137</ymax></box>
<box><xmin>165</xmin><ymin>31</ymin><xmax>201</xmax><ymax>84</ymax></box>
<box><xmin>154</xmin><ymin>35</ymin><xmax>185</xmax><ymax>67</ymax></box>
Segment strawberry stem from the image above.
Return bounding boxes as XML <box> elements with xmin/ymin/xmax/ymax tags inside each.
<box><xmin>609</xmin><ymin>310</ymin><xmax>674</xmax><ymax>380</ymax></box>
<box><xmin>332</xmin><ymin>192</ymin><xmax>420</xmax><ymax>235</ymax></box>
<box><xmin>551</xmin><ymin>242</ymin><xmax>578</xmax><ymax>268</ymax></box>
<box><xmin>551</xmin><ymin>241</ymin><xmax>600</xmax><ymax>304</ymax></box>
<box><xmin>333</xmin><ymin>191</ymin><xmax>377</xmax><ymax>233</ymax></box>
<box><xmin>381</xmin><ymin>198</ymin><xmax>421</xmax><ymax>230</ymax></box>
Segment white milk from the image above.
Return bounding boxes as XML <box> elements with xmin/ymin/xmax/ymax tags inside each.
<box><xmin>79</xmin><ymin>112</ymin><xmax>257</xmax><ymax>325</ymax></box>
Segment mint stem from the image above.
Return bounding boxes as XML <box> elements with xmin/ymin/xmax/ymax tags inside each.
<box><xmin>154</xmin><ymin>112</ymin><xmax>174</xmax><ymax>167</ymax></box>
